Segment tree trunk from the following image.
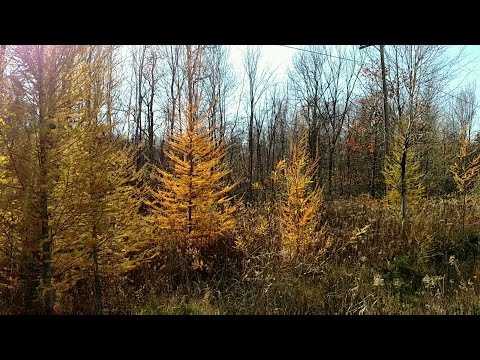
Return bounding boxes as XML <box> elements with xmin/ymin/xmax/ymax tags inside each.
<box><xmin>328</xmin><ymin>147</ymin><xmax>334</xmax><ymax>196</ymax></box>
<box><xmin>370</xmin><ymin>127</ymin><xmax>378</xmax><ymax>198</ymax></box>
<box><xmin>188</xmin><ymin>141</ymin><xmax>194</xmax><ymax>236</ymax></box>
<box><xmin>186</xmin><ymin>46</ymin><xmax>194</xmax><ymax>237</ymax></box>
<box><xmin>248</xmin><ymin>101</ymin><xmax>254</xmax><ymax>202</ymax></box>
<box><xmin>370</xmin><ymin>147</ymin><xmax>377</xmax><ymax>198</ymax></box>
<box><xmin>148</xmin><ymin>81</ymin><xmax>154</xmax><ymax>163</ymax></box>
<box><xmin>346</xmin><ymin>150</ymin><xmax>352</xmax><ymax>195</ymax></box>
<box><xmin>380</xmin><ymin>45</ymin><xmax>389</xmax><ymax>155</ymax></box>
<box><xmin>256</xmin><ymin>126</ymin><xmax>263</xmax><ymax>191</ymax></box>
<box><xmin>23</xmin><ymin>249</ymin><xmax>41</xmax><ymax>314</ymax></box>
<box><xmin>106</xmin><ymin>46</ymin><xmax>113</xmax><ymax>130</ymax></box>
<box><xmin>92</xmin><ymin>246</ymin><xmax>103</xmax><ymax>315</ymax></box>
<box><xmin>315</xmin><ymin>138</ymin><xmax>322</xmax><ymax>190</ymax></box>
<box><xmin>0</xmin><ymin>45</ymin><xmax>6</xmax><ymax>80</ymax></box>
<box><xmin>400</xmin><ymin>144</ymin><xmax>408</xmax><ymax>229</ymax></box>
<box><xmin>37</xmin><ymin>46</ymin><xmax>54</xmax><ymax>314</ymax></box>
<box><xmin>135</xmin><ymin>46</ymin><xmax>146</xmax><ymax>171</ymax></box>
<box><xmin>169</xmin><ymin>51</ymin><xmax>176</xmax><ymax>137</ymax></box>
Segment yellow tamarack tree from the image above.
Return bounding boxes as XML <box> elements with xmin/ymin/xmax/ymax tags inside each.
<box><xmin>279</xmin><ymin>131</ymin><xmax>322</xmax><ymax>259</ymax></box>
<box><xmin>0</xmin><ymin>45</ymin><xmax>143</xmax><ymax>314</ymax></box>
<box><xmin>0</xmin><ymin>45</ymin><xmax>91</xmax><ymax>313</ymax></box>
<box><xmin>149</xmin><ymin>110</ymin><xmax>236</xmax><ymax>245</ymax></box>
<box><xmin>148</xmin><ymin>46</ymin><xmax>236</xmax><ymax>246</ymax></box>
<box><xmin>450</xmin><ymin>124</ymin><xmax>480</xmax><ymax>230</ymax></box>
<box><xmin>52</xmin><ymin>127</ymin><xmax>143</xmax><ymax>314</ymax></box>
<box><xmin>383</xmin><ymin>120</ymin><xmax>424</xmax><ymax>221</ymax></box>
<box><xmin>50</xmin><ymin>46</ymin><xmax>145</xmax><ymax>314</ymax></box>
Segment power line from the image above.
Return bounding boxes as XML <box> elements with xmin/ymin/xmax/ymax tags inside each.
<box><xmin>279</xmin><ymin>45</ymin><xmax>360</xmax><ymax>63</ymax></box>
<box><xmin>122</xmin><ymin>44</ymin><xmax>480</xmax><ymax>114</ymax></box>
<box><xmin>152</xmin><ymin>44</ymin><xmax>479</xmax><ymax>115</ymax></box>
<box><xmin>277</xmin><ymin>44</ymin><xmax>369</xmax><ymax>94</ymax></box>
<box><xmin>438</xmin><ymin>88</ymin><xmax>480</xmax><ymax>111</ymax></box>
<box><xmin>279</xmin><ymin>45</ymin><xmax>480</xmax><ymax>112</ymax></box>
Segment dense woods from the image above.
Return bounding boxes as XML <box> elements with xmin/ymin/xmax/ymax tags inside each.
<box><xmin>1</xmin><ymin>44</ymin><xmax>480</xmax><ymax>314</ymax></box>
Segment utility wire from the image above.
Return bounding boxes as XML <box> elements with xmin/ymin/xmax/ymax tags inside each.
<box><xmin>280</xmin><ymin>45</ymin><xmax>359</xmax><ymax>63</ymax></box>
<box><xmin>278</xmin><ymin>44</ymin><xmax>480</xmax><ymax>112</ymax></box>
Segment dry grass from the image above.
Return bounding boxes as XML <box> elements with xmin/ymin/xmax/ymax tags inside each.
<box><xmin>2</xmin><ymin>195</ymin><xmax>480</xmax><ymax>314</ymax></box>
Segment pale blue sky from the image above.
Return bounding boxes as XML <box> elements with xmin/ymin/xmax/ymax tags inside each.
<box><xmin>229</xmin><ymin>45</ymin><xmax>480</xmax><ymax>122</ymax></box>
<box><xmin>230</xmin><ymin>45</ymin><xmax>480</xmax><ymax>88</ymax></box>
<box><xmin>229</xmin><ymin>45</ymin><xmax>295</xmax><ymax>83</ymax></box>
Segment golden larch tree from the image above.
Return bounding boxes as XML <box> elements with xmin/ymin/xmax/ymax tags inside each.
<box><xmin>279</xmin><ymin>131</ymin><xmax>322</xmax><ymax>259</ymax></box>
<box><xmin>383</xmin><ymin>120</ymin><xmax>424</xmax><ymax>219</ymax></box>
<box><xmin>51</xmin><ymin>124</ymin><xmax>143</xmax><ymax>314</ymax></box>
<box><xmin>148</xmin><ymin>46</ymin><xmax>236</xmax><ymax>246</ymax></box>
<box><xmin>50</xmin><ymin>46</ymin><xmax>145</xmax><ymax>314</ymax></box>
<box><xmin>150</xmin><ymin>114</ymin><xmax>236</xmax><ymax>245</ymax></box>
<box><xmin>450</xmin><ymin>124</ymin><xmax>480</xmax><ymax>230</ymax></box>
<box><xmin>0</xmin><ymin>45</ymin><xmax>89</xmax><ymax>313</ymax></box>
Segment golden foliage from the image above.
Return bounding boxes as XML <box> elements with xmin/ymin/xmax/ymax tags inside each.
<box><xmin>279</xmin><ymin>132</ymin><xmax>322</xmax><ymax>259</ymax></box>
<box><xmin>0</xmin><ymin>46</ymin><xmax>96</xmax><ymax>307</ymax></box>
<box><xmin>450</xmin><ymin>124</ymin><xmax>480</xmax><ymax>194</ymax></box>
<box><xmin>384</xmin><ymin>121</ymin><xmax>424</xmax><ymax>205</ymax></box>
<box><xmin>51</xmin><ymin>123</ymin><xmax>144</xmax><ymax>294</ymax></box>
<box><xmin>48</xmin><ymin>46</ymin><xmax>146</xmax><ymax>297</ymax></box>
<box><xmin>149</xmin><ymin>113</ymin><xmax>236</xmax><ymax>245</ymax></box>
<box><xmin>0</xmin><ymin>46</ymin><xmax>145</xmax><ymax>311</ymax></box>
